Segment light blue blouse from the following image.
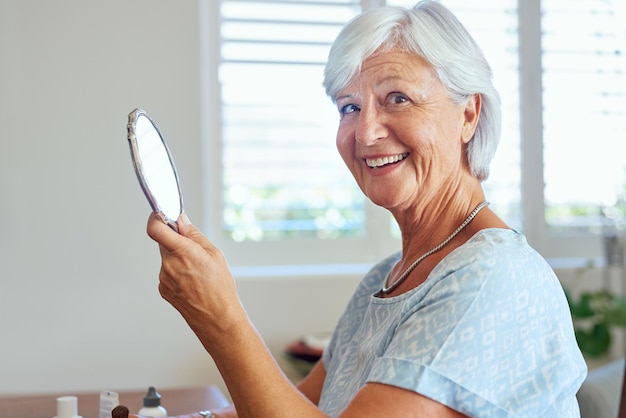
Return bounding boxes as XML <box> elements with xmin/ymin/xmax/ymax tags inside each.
<box><xmin>320</xmin><ymin>229</ymin><xmax>587</xmax><ymax>417</ymax></box>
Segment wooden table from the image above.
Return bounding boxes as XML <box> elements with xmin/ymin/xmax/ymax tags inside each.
<box><xmin>0</xmin><ymin>385</ymin><xmax>230</xmax><ymax>418</ymax></box>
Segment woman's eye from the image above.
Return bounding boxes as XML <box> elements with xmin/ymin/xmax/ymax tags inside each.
<box><xmin>340</xmin><ymin>103</ymin><xmax>360</xmax><ymax>115</ymax></box>
<box><xmin>388</xmin><ymin>93</ymin><xmax>408</xmax><ymax>105</ymax></box>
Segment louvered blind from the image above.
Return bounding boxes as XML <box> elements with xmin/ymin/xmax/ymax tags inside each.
<box><xmin>220</xmin><ymin>0</ymin><xmax>362</xmax><ymax>241</ymax></box>
<box><xmin>541</xmin><ymin>0</ymin><xmax>626</xmax><ymax>230</ymax></box>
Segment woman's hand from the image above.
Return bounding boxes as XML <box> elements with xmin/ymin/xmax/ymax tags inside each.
<box><xmin>146</xmin><ymin>213</ymin><xmax>246</xmax><ymax>347</ymax></box>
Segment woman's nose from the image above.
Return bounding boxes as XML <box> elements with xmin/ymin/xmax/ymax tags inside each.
<box><xmin>354</xmin><ymin>106</ymin><xmax>387</xmax><ymax>146</ymax></box>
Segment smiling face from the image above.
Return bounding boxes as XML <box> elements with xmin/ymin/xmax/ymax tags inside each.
<box><xmin>334</xmin><ymin>50</ymin><xmax>480</xmax><ymax>213</ymax></box>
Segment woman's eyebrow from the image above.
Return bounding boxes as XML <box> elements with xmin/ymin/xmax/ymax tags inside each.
<box><xmin>335</xmin><ymin>93</ymin><xmax>354</xmax><ymax>103</ymax></box>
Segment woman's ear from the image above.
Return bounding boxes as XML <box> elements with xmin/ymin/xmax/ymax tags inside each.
<box><xmin>461</xmin><ymin>93</ymin><xmax>481</xmax><ymax>144</ymax></box>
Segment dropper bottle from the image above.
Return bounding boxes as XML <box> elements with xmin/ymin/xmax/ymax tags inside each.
<box><xmin>137</xmin><ymin>387</ymin><xmax>167</xmax><ymax>418</ymax></box>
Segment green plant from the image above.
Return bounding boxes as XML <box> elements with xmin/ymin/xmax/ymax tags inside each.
<box><xmin>566</xmin><ymin>289</ymin><xmax>626</xmax><ymax>357</ymax></box>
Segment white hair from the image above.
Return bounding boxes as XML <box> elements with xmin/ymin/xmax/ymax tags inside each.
<box><xmin>323</xmin><ymin>0</ymin><xmax>501</xmax><ymax>181</ymax></box>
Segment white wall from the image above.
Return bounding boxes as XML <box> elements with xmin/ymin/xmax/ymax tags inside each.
<box><xmin>0</xmin><ymin>0</ymin><xmax>361</xmax><ymax>398</ymax></box>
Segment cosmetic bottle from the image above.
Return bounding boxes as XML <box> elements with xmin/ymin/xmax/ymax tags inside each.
<box><xmin>54</xmin><ymin>396</ymin><xmax>82</xmax><ymax>418</ymax></box>
<box><xmin>137</xmin><ymin>387</ymin><xmax>167</xmax><ymax>418</ymax></box>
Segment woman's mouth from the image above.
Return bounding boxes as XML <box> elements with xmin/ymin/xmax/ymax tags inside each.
<box><xmin>365</xmin><ymin>153</ymin><xmax>409</xmax><ymax>169</ymax></box>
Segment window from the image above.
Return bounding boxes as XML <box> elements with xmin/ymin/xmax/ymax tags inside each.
<box><xmin>523</xmin><ymin>0</ymin><xmax>626</xmax><ymax>259</ymax></box>
<box><xmin>541</xmin><ymin>0</ymin><xmax>626</xmax><ymax>234</ymax></box>
<box><xmin>202</xmin><ymin>0</ymin><xmax>626</xmax><ymax>268</ymax></box>
<box><xmin>220</xmin><ymin>1</ymin><xmax>363</xmax><ymax>243</ymax></box>
<box><xmin>203</xmin><ymin>1</ymin><xmax>390</xmax><ymax>267</ymax></box>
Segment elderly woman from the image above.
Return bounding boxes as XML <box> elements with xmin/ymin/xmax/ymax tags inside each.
<box><xmin>146</xmin><ymin>1</ymin><xmax>587</xmax><ymax>417</ymax></box>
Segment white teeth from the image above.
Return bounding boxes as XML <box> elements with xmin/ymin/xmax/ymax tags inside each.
<box><xmin>366</xmin><ymin>153</ymin><xmax>409</xmax><ymax>168</ymax></box>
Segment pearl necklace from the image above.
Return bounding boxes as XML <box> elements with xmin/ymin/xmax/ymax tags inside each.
<box><xmin>381</xmin><ymin>201</ymin><xmax>490</xmax><ymax>295</ymax></box>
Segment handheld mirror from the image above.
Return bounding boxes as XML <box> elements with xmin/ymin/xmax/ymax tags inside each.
<box><xmin>127</xmin><ymin>108</ymin><xmax>184</xmax><ymax>232</ymax></box>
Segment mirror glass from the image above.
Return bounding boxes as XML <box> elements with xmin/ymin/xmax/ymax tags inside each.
<box><xmin>127</xmin><ymin>108</ymin><xmax>183</xmax><ymax>231</ymax></box>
